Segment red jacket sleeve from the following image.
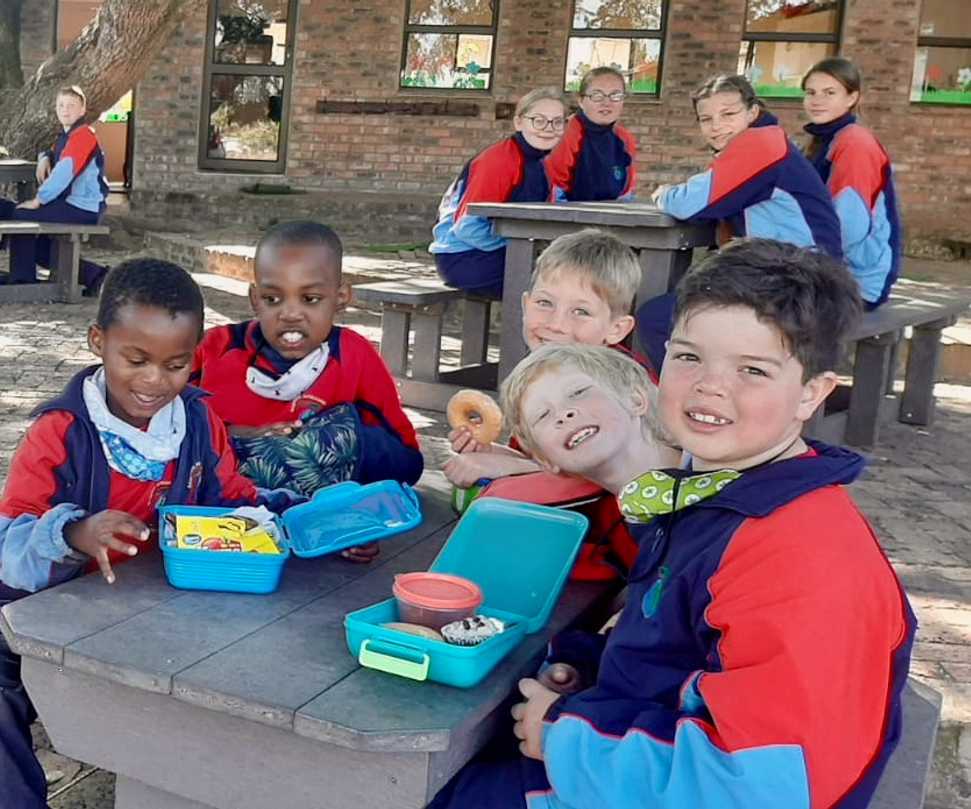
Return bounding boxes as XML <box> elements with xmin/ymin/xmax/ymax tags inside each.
<box><xmin>617</xmin><ymin>123</ymin><xmax>639</xmax><ymax>197</ymax></box>
<box><xmin>202</xmin><ymin>405</ymin><xmax>261</xmax><ymax>505</ymax></box>
<box><xmin>545</xmin><ymin>115</ymin><xmax>585</xmax><ymax>198</ymax></box>
<box><xmin>454</xmin><ymin>140</ymin><xmax>522</xmax><ymax>223</ymax></box>
<box><xmin>828</xmin><ymin>125</ymin><xmax>888</xmax><ymax>209</ymax></box>
<box><xmin>0</xmin><ymin>412</ymin><xmax>74</xmax><ymax>518</ymax></box>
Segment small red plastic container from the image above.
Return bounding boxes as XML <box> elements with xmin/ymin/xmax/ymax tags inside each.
<box><xmin>392</xmin><ymin>572</ymin><xmax>483</xmax><ymax>630</ymax></box>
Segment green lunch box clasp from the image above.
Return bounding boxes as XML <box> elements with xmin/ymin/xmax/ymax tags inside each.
<box><xmin>358</xmin><ymin>639</ymin><xmax>430</xmax><ymax>681</ymax></box>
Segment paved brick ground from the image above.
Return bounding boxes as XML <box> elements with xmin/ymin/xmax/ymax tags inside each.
<box><xmin>1</xmin><ymin>254</ymin><xmax>969</xmax><ymax>808</ymax></box>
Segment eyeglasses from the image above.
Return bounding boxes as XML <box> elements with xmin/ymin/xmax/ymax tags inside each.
<box><xmin>523</xmin><ymin>114</ymin><xmax>566</xmax><ymax>132</ymax></box>
<box><xmin>584</xmin><ymin>90</ymin><xmax>626</xmax><ymax>103</ymax></box>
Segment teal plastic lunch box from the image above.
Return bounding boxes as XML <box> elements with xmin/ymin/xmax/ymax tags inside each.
<box><xmin>158</xmin><ymin>481</ymin><xmax>421</xmax><ymax>594</ymax></box>
<box><xmin>344</xmin><ymin>498</ymin><xmax>588</xmax><ymax>688</ymax></box>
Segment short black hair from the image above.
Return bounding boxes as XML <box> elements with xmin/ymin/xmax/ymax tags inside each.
<box><xmin>673</xmin><ymin>239</ymin><xmax>862</xmax><ymax>380</ymax></box>
<box><xmin>96</xmin><ymin>258</ymin><xmax>205</xmax><ymax>336</ymax></box>
<box><xmin>255</xmin><ymin>220</ymin><xmax>343</xmax><ymax>281</ymax></box>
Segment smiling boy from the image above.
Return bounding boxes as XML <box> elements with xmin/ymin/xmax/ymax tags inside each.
<box><xmin>429</xmin><ymin>239</ymin><xmax>916</xmax><ymax>809</ymax></box>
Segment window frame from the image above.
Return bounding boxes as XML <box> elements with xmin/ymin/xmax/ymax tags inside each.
<box><xmin>912</xmin><ymin>3</ymin><xmax>971</xmax><ymax>107</ymax></box>
<box><xmin>738</xmin><ymin>0</ymin><xmax>846</xmax><ymax>98</ymax></box>
<box><xmin>197</xmin><ymin>0</ymin><xmax>298</xmax><ymax>174</ymax></box>
<box><xmin>398</xmin><ymin>0</ymin><xmax>500</xmax><ymax>92</ymax></box>
<box><xmin>564</xmin><ymin>0</ymin><xmax>670</xmax><ymax>98</ymax></box>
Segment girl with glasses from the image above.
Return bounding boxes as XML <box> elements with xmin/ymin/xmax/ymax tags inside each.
<box><xmin>547</xmin><ymin>66</ymin><xmax>638</xmax><ymax>202</ymax></box>
<box><xmin>429</xmin><ymin>87</ymin><xmax>566</xmax><ymax>298</ymax></box>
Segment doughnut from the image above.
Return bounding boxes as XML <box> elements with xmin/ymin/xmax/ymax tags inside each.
<box><xmin>446</xmin><ymin>389</ymin><xmax>503</xmax><ymax>445</ymax></box>
<box><xmin>381</xmin><ymin>622</ymin><xmax>444</xmax><ymax>642</ymax></box>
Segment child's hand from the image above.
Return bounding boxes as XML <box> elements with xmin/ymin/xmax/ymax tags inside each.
<box><xmin>230</xmin><ymin>421</ymin><xmax>301</xmax><ymax>439</ymax></box>
<box><xmin>16</xmin><ymin>197</ymin><xmax>42</xmax><ymax>211</ymax></box>
<box><xmin>511</xmin><ymin>678</ymin><xmax>561</xmax><ymax>760</ymax></box>
<box><xmin>36</xmin><ymin>157</ymin><xmax>51</xmax><ymax>184</ymax></box>
<box><xmin>63</xmin><ymin>510</ymin><xmax>151</xmax><ymax>584</ymax></box>
<box><xmin>340</xmin><ymin>542</ymin><xmax>380</xmax><ymax>564</ymax></box>
<box><xmin>537</xmin><ymin>663</ymin><xmax>584</xmax><ymax>695</ymax></box>
<box><xmin>443</xmin><ymin>453</ymin><xmax>495</xmax><ymax>488</ymax></box>
<box><xmin>651</xmin><ymin>184</ymin><xmax>671</xmax><ymax>205</ymax></box>
<box><xmin>448</xmin><ymin>426</ymin><xmax>490</xmax><ymax>454</ymax></box>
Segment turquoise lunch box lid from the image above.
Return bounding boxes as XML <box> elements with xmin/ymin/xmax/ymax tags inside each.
<box><xmin>425</xmin><ymin>498</ymin><xmax>589</xmax><ymax>634</ymax></box>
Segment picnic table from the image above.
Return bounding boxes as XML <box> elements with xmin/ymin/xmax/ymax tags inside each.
<box><xmin>0</xmin><ymin>158</ymin><xmax>37</xmax><ymax>201</ymax></box>
<box><xmin>466</xmin><ymin>201</ymin><xmax>715</xmax><ymax>382</ymax></box>
<box><xmin>0</xmin><ymin>475</ymin><xmax>614</xmax><ymax>809</ymax></box>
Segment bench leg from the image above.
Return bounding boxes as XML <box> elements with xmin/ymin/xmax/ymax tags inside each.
<box><xmin>899</xmin><ymin>318</ymin><xmax>952</xmax><ymax>426</ymax></box>
<box><xmin>460</xmin><ymin>297</ymin><xmax>491</xmax><ymax>366</ymax></box>
<box><xmin>53</xmin><ymin>235</ymin><xmax>82</xmax><ymax>304</ymax></box>
<box><xmin>411</xmin><ymin>304</ymin><xmax>445</xmax><ymax>382</ymax></box>
<box><xmin>379</xmin><ymin>307</ymin><xmax>411</xmax><ymax>376</ymax></box>
<box><xmin>846</xmin><ymin>333</ymin><xmax>895</xmax><ymax>447</ymax></box>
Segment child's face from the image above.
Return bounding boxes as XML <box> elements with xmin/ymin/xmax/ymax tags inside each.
<box><xmin>579</xmin><ymin>74</ymin><xmax>626</xmax><ymax>126</ymax></box>
<box><xmin>522</xmin><ymin>269</ymin><xmax>634</xmax><ymax>351</ymax></box>
<box><xmin>55</xmin><ymin>93</ymin><xmax>86</xmax><ymax>129</ymax></box>
<box><xmin>658</xmin><ymin>305</ymin><xmax>834</xmax><ymax>471</ymax></box>
<box><xmin>520</xmin><ymin>368</ymin><xmax>646</xmax><ymax>479</ymax></box>
<box><xmin>515</xmin><ymin>98</ymin><xmax>567</xmax><ymax>151</ymax></box>
<box><xmin>803</xmin><ymin>72</ymin><xmax>859</xmax><ymax>125</ymax></box>
<box><xmin>250</xmin><ymin>244</ymin><xmax>351</xmax><ymax>360</ymax></box>
<box><xmin>695</xmin><ymin>92</ymin><xmax>760</xmax><ymax>152</ymax></box>
<box><xmin>88</xmin><ymin>304</ymin><xmax>200</xmax><ymax>429</ymax></box>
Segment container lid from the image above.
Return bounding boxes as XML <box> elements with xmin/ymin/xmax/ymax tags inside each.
<box><xmin>282</xmin><ymin>481</ymin><xmax>422</xmax><ymax>558</ymax></box>
<box><xmin>392</xmin><ymin>572</ymin><xmax>483</xmax><ymax>610</ymax></box>
<box><xmin>428</xmin><ymin>498</ymin><xmax>588</xmax><ymax>634</ymax></box>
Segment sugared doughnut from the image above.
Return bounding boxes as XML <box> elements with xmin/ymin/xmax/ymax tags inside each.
<box><xmin>382</xmin><ymin>622</ymin><xmax>444</xmax><ymax>641</ymax></box>
<box><xmin>446</xmin><ymin>389</ymin><xmax>503</xmax><ymax>445</ymax></box>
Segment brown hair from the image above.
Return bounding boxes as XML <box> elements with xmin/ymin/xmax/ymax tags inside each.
<box><xmin>578</xmin><ymin>66</ymin><xmax>627</xmax><ymax>97</ymax></box>
<box><xmin>690</xmin><ymin>74</ymin><xmax>758</xmax><ymax>116</ymax></box>
<box><xmin>802</xmin><ymin>58</ymin><xmax>863</xmax><ymax>160</ymax></box>
<box><xmin>514</xmin><ymin>86</ymin><xmax>566</xmax><ymax>119</ymax></box>
<box><xmin>56</xmin><ymin>85</ymin><xmax>87</xmax><ymax>106</ymax></box>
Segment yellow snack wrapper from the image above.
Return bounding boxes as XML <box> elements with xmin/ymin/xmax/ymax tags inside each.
<box><xmin>174</xmin><ymin>515</ymin><xmax>282</xmax><ymax>555</ymax></box>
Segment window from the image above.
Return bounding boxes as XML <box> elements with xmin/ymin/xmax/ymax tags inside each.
<box><xmin>400</xmin><ymin>0</ymin><xmax>498</xmax><ymax>90</ymax></box>
<box><xmin>565</xmin><ymin>0</ymin><xmax>667</xmax><ymax>96</ymax></box>
<box><xmin>911</xmin><ymin>0</ymin><xmax>971</xmax><ymax>105</ymax></box>
<box><xmin>737</xmin><ymin>0</ymin><xmax>843</xmax><ymax>98</ymax></box>
<box><xmin>199</xmin><ymin>0</ymin><xmax>297</xmax><ymax>172</ymax></box>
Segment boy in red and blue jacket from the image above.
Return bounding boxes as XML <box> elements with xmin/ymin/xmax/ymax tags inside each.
<box><xmin>0</xmin><ymin>259</ymin><xmax>296</xmax><ymax>809</ymax></box>
<box><xmin>430</xmin><ymin>239</ymin><xmax>915</xmax><ymax>809</ymax></box>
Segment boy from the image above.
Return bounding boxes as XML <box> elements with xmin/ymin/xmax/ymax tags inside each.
<box><xmin>191</xmin><ymin>221</ymin><xmax>422</xmax><ymax>561</ymax></box>
<box><xmin>445</xmin><ymin>228</ymin><xmax>654</xmax><ymax>580</ymax></box>
<box><xmin>0</xmin><ymin>259</ymin><xmax>295</xmax><ymax>809</ymax></box>
<box><xmin>430</xmin><ymin>239</ymin><xmax>915</xmax><ymax>809</ymax></box>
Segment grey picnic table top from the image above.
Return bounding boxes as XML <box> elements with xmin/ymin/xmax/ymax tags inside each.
<box><xmin>1</xmin><ymin>474</ymin><xmax>614</xmax><ymax>809</ymax></box>
<box><xmin>0</xmin><ymin>158</ymin><xmax>36</xmax><ymax>182</ymax></box>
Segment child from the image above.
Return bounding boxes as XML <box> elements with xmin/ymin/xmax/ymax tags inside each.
<box><xmin>803</xmin><ymin>57</ymin><xmax>901</xmax><ymax>308</ymax></box>
<box><xmin>0</xmin><ymin>85</ymin><xmax>109</xmax><ymax>295</ymax></box>
<box><xmin>191</xmin><ymin>221</ymin><xmax>422</xmax><ymax>560</ymax></box>
<box><xmin>652</xmin><ymin>74</ymin><xmax>841</xmax><ymax>257</ymax></box>
<box><xmin>0</xmin><ymin>258</ymin><xmax>295</xmax><ymax>809</ymax></box>
<box><xmin>445</xmin><ymin>228</ymin><xmax>669</xmax><ymax>580</ymax></box>
<box><xmin>546</xmin><ymin>66</ymin><xmax>638</xmax><ymax>201</ymax></box>
<box><xmin>429</xmin><ymin>87</ymin><xmax>566</xmax><ymax>298</ymax></box>
<box><xmin>429</xmin><ymin>239</ymin><xmax>915</xmax><ymax>809</ymax></box>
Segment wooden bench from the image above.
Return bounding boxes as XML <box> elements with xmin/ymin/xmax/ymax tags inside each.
<box><xmin>0</xmin><ymin>221</ymin><xmax>110</xmax><ymax>304</ymax></box>
<box><xmin>806</xmin><ymin>286</ymin><xmax>971</xmax><ymax>447</ymax></box>
<box><xmin>354</xmin><ymin>278</ymin><xmax>498</xmax><ymax>410</ymax></box>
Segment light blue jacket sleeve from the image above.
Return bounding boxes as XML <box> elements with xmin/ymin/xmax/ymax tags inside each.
<box><xmin>36</xmin><ymin>159</ymin><xmax>77</xmax><ymax>204</ymax></box>
<box><xmin>0</xmin><ymin>503</ymin><xmax>88</xmax><ymax>593</ymax></box>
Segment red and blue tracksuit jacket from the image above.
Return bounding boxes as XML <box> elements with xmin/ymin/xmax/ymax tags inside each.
<box><xmin>37</xmin><ymin>121</ymin><xmax>109</xmax><ymax>214</ymax></box>
<box><xmin>429</xmin><ymin>442</ymin><xmax>916</xmax><ymax>809</ymax></box>
<box><xmin>657</xmin><ymin>114</ymin><xmax>843</xmax><ymax>258</ymax></box>
<box><xmin>191</xmin><ymin>322</ymin><xmax>423</xmax><ymax>486</ymax></box>
<box><xmin>430</xmin><ymin>132</ymin><xmax>552</xmax><ymax>256</ymax></box>
<box><xmin>0</xmin><ymin>366</ymin><xmax>293</xmax><ymax>600</ymax></box>
<box><xmin>804</xmin><ymin>115</ymin><xmax>901</xmax><ymax>306</ymax></box>
<box><xmin>546</xmin><ymin>111</ymin><xmax>638</xmax><ymax>201</ymax></box>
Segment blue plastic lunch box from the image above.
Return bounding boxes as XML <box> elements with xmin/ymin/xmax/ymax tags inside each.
<box><xmin>158</xmin><ymin>481</ymin><xmax>422</xmax><ymax>594</ymax></box>
<box><xmin>344</xmin><ymin>498</ymin><xmax>588</xmax><ymax>688</ymax></box>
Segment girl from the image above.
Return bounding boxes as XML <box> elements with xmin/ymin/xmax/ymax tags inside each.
<box><xmin>546</xmin><ymin>66</ymin><xmax>638</xmax><ymax>202</ymax></box>
<box><xmin>429</xmin><ymin>87</ymin><xmax>566</xmax><ymax>298</ymax></box>
<box><xmin>803</xmin><ymin>57</ymin><xmax>901</xmax><ymax>308</ymax></box>
<box><xmin>652</xmin><ymin>74</ymin><xmax>841</xmax><ymax>256</ymax></box>
<box><xmin>0</xmin><ymin>86</ymin><xmax>109</xmax><ymax>295</ymax></box>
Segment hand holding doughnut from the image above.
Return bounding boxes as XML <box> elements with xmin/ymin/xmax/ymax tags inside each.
<box><xmin>446</xmin><ymin>390</ymin><xmax>503</xmax><ymax>446</ymax></box>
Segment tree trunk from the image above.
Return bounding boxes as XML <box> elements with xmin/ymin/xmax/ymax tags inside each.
<box><xmin>0</xmin><ymin>0</ymin><xmax>25</xmax><ymax>91</ymax></box>
<box><xmin>0</xmin><ymin>0</ymin><xmax>195</xmax><ymax>159</ymax></box>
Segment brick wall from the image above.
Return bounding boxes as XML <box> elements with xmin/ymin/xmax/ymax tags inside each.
<box><xmin>25</xmin><ymin>0</ymin><xmax>971</xmax><ymax>243</ymax></box>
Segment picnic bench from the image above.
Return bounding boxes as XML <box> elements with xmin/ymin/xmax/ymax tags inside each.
<box><xmin>0</xmin><ymin>221</ymin><xmax>110</xmax><ymax>304</ymax></box>
<box><xmin>0</xmin><ymin>476</ymin><xmax>617</xmax><ymax>809</ymax></box>
<box><xmin>0</xmin><ymin>158</ymin><xmax>38</xmax><ymax>202</ymax></box>
<box><xmin>805</xmin><ymin>284</ymin><xmax>971</xmax><ymax>447</ymax></box>
<box><xmin>354</xmin><ymin>279</ymin><xmax>498</xmax><ymax>410</ymax></box>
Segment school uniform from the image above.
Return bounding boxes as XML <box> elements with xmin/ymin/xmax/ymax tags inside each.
<box><xmin>545</xmin><ymin>111</ymin><xmax>638</xmax><ymax>201</ymax></box>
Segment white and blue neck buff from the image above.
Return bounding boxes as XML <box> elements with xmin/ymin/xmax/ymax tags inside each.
<box><xmin>82</xmin><ymin>368</ymin><xmax>186</xmax><ymax>482</ymax></box>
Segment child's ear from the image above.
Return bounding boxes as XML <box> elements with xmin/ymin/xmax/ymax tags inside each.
<box><xmin>247</xmin><ymin>283</ymin><xmax>259</xmax><ymax>312</ymax></box>
<box><xmin>606</xmin><ymin>313</ymin><xmax>635</xmax><ymax>345</ymax></box>
<box><xmin>336</xmin><ymin>281</ymin><xmax>352</xmax><ymax>312</ymax></box>
<box><xmin>87</xmin><ymin>324</ymin><xmax>104</xmax><ymax>358</ymax></box>
<box><xmin>796</xmin><ymin>371</ymin><xmax>837</xmax><ymax>422</ymax></box>
<box><xmin>629</xmin><ymin>387</ymin><xmax>650</xmax><ymax>417</ymax></box>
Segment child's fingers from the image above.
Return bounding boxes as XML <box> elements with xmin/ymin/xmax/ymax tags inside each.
<box><xmin>103</xmin><ymin>534</ymin><xmax>140</xmax><ymax>558</ymax></box>
<box><xmin>108</xmin><ymin>513</ymin><xmax>151</xmax><ymax>542</ymax></box>
<box><xmin>341</xmin><ymin>543</ymin><xmax>380</xmax><ymax>563</ymax></box>
<box><xmin>94</xmin><ymin>549</ymin><xmax>117</xmax><ymax>584</ymax></box>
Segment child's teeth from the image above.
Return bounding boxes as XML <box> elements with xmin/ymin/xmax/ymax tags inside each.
<box><xmin>690</xmin><ymin>412</ymin><xmax>729</xmax><ymax>425</ymax></box>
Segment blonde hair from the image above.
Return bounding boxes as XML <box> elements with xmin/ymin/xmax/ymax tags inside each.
<box><xmin>529</xmin><ymin>229</ymin><xmax>640</xmax><ymax>316</ymax></box>
<box><xmin>500</xmin><ymin>342</ymin><xmax>656</xmax><ymax>458</ymax></box>
<box><xmin>57</xmin><ymin>85</ymin><xmax>87</xmax><ymax>106</ymax></box>
<box><xmin>578</xmin><ymin>66</ymin><xmax>627</xmax><ymax>97</ymax></box>
<box><xmin>514</xmin><ymin>86</ymin><xmax>566</xmax><ymax>119</ymax></box>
